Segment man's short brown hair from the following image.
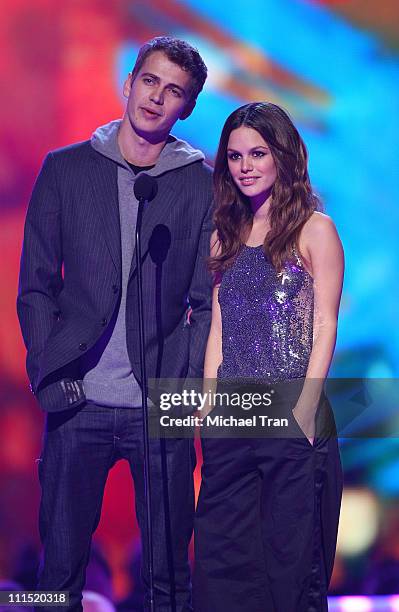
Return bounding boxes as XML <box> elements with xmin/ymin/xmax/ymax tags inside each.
<box><xmin>131</xmin><ymin>36</ymin><xmax>208</xmax><ymax>100</ymax></box>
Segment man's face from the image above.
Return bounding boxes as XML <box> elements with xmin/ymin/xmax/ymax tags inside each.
<box><xmin>123</xmin><ymin>51</ymin><xmax>196</xmax><ymax>141</ymax></box>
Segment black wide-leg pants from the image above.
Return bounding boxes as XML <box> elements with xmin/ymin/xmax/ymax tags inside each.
<box><xmin>194</xmin><ymin>426</ymin><xmax>342</xmax><ymax>612</ymax></box>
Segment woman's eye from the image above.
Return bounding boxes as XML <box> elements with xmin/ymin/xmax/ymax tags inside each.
<box><xmin>228</xmin><ymin>153</ymin><xmax>241</xmax><ymax>161</ymax></box>
<box><xmin>253</xmin><ymin>151</ymin><xmax>265</xmax><ymax>157</ymax></box>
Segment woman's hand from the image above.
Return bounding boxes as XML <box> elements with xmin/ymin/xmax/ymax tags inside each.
<box><xmin>292</xmin><ymin>403</ymin><xmax>316</xmax><ymax>445</ymax></box>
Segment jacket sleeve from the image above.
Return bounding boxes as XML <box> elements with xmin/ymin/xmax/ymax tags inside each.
<box><xmin>187</xmin><ymin>195</ymin><xmax>214</xmax><ymax>379</ymax></box>
<box><xmin>16</xmin><ymin>152</ymin><xmax>64</xmax><ymax>392</ymax></box>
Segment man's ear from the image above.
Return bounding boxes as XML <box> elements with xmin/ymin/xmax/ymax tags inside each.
<box><xmin>122</xmin><ymin>73</ymin><xmax>133</xmax><ymax>99</ymax></box>
<box><xmin>180</xmin><ymin>98</ymin><xmax>196</xmax><ymax>121</ymax></box>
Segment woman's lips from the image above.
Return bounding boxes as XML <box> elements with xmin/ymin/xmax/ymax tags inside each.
<box><xmin>239</xmin><ymin>177</ymin><xmax>259</xmax><ymax>186</ymax></box>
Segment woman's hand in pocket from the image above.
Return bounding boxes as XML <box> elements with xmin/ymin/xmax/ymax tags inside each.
<box><xmin>292</xmin><ymin>404</ymin><xmax>316</xmax><ymax>445</ymax></box>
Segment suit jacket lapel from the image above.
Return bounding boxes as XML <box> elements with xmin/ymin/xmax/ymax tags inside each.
<box><xmin>89</xmin><ymin>153</ymin><xmax>122</xmax><ymax>273</ymax></box>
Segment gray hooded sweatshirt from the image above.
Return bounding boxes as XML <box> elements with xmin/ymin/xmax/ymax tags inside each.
<box><xmin>82</xmin><ymin>119</ymin><xmax>205</xmax><ymax>407</ymax></box>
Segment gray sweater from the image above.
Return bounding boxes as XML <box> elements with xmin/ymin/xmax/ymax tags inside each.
<box><xmin>82</xmin><ymin>119</ymin><xmax>204</xmax><ymax>407</ymax></box>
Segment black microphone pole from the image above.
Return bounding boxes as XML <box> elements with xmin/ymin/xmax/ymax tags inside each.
<box><xmin>134</xmin><ymin>174</ymin><xmax>158</xmax><ymax>612</ymax></box>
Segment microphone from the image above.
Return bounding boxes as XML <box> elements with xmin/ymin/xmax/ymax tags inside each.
<box><xmin>132</xmin><ymin>171</ymin><xmax>159</xmax><ymax>612</ymax></box>
<box><xmin>134</xmin><ymin>173</ymin><xmax>158</xmax><ymax>202</ymax></box>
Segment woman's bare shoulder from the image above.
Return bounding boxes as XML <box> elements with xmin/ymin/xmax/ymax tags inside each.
<box><xmin>301</xmin><ymin>211</ymin><xmax>340</xmax><ymax>244</ymax></box>
<box><xmin>305</xmin><ymin>211</ymin><xmax>336</xmax><ymax>231</ymax></box>
<box><xmin>300</xmin><ymin>212</ymin><xmax>343</xmax><ymax>271</ymax></box>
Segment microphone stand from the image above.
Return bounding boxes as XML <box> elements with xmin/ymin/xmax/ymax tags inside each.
<box><xmin>135</xmin><ymin>196</ymin><xmax>155</xmax><ymax>612</ymax></box>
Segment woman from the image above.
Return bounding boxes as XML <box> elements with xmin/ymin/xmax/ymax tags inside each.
<box><xmin>194</xmin><ymin>102</ymin><xmax>344</xmax><ymax>612</ymax></box>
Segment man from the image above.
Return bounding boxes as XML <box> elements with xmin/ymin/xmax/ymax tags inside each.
<box><xmin>17</xmin><ymin>37</ymin><xmax>213</xmax><ymax>611</ymax></box>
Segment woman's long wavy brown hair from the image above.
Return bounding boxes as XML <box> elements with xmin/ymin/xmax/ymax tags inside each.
<box><xmin>210</xmin><ymin>102</ymin><xmax>321</xmax><ymax>274</ymax></box>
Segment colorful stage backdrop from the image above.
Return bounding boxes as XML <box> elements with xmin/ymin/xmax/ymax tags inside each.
<box><xmin>1</xmin><ymin>0</ymin><xmax>398</xmax><ymax>602</ymax></box>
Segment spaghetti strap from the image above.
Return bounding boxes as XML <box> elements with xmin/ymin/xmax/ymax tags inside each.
<box><xmin>292</xmin><ymin>244</ymin><xmax>303</xmax><ymax>267</ymax></box>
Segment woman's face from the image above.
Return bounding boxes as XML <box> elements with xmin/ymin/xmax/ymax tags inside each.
<box><xmin>227</xmin><ymin>126</ymin><xmax>277</xmax><ymax>205</ymax></box>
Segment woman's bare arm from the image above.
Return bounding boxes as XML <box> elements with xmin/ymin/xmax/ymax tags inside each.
<box><xmin>293</xmin><ymin>213</ymin><xmax>344</xmax><ymax>441</ymax></box>
<box><xmin>201</xmin><ymin>231</ymin><xmax>223</xmax><ymax>418</ymax></box>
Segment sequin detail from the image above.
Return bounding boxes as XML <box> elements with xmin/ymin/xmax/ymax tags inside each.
<box><xmin>218</xmin><ymin>245</ymin><xmax>313</xmax><ymax>382</ymax></box>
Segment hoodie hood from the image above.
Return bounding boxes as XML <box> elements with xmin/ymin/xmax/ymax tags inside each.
<box><xmin>90</xmin><ymin>119</ymin><xmax>205</xmax><ymax>177</ymax></box>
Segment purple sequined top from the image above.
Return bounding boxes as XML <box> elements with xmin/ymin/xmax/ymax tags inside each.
<box><xmin>217</xmin><ymin>244</ymin><xmax>314</xmax><ymax>382</ymax></box>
